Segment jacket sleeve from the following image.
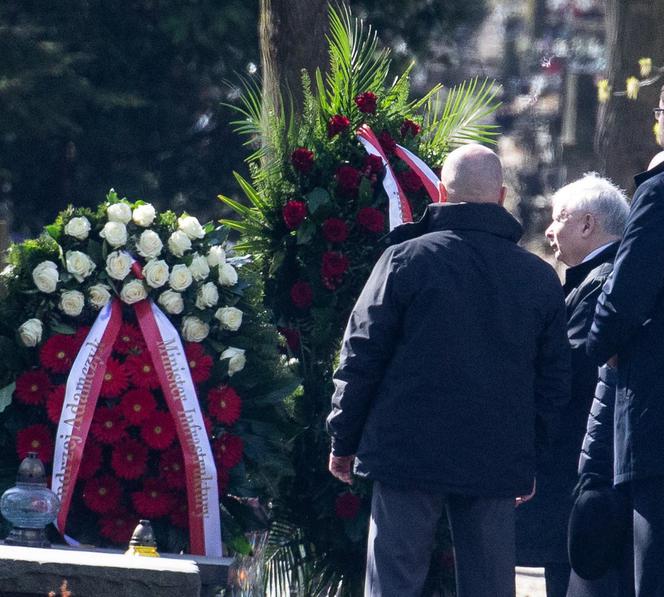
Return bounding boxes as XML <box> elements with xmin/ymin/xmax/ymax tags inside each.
<box><xmin>326</xmin><ymin>247</ymin><xmax>404</xmax><ymax>456</ymax></box>
<box><xmin>587</xmin><ymin>181</ymin><xmax>664</xmax><ymax>364</ymax></box>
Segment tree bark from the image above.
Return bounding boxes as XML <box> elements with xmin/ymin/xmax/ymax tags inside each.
<box><xmin>595</xmin><ymin>0</ymin><xmax>664</xmax><ymax>192</ymax></box>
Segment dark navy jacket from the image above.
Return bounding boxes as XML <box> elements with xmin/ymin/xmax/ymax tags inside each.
<box><xmin>327</xmin><ymin>202</ymin><xmax>571</xmax><ymax>497</ymax></box>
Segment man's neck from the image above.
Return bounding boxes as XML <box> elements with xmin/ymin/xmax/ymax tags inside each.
<box><xmin>581</xmin><ymin>239</ymin><xmax>619</xmax><ymax>264</ymax></box>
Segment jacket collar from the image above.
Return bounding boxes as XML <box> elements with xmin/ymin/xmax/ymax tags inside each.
<box><xmin>563</xmin><ymin>241</ymin><xmax>619</xmax><ymax>293</ymax></box>
<box><xmin>634</xmin><ymin>159</ymin><xmax>664</xmax><ymax>188</ymax></box>
<box><xmin>385</xmin><ymin>203</ymin><xmax>523</xmax><ymax>246</ymax></box>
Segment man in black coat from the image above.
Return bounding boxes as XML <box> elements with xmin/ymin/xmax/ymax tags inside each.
<box><xmin>587</xmin><ymin>94</ymin><xmax>664</xmax><ymax>596</ymax></box>
<box><xmin>326</xmin><ymin>144</ymin><xmax>571</xmax><ymax>597</ymax></box>
<box><xmin>515</xmin><ymin>173</ymin><xmax>628</xmax><ymax>597</ymax></box>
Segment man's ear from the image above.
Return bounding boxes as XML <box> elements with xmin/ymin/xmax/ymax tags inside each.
<box><xmin>498</xmin><ymin>186</ymin><xmax>507</xmax><ymax>206</ymax></box>
<box><xmin>581</xmin><ymin>213</ymin><xmax>596</xmax><ymax>237</ymax></box>
<box><xmin>438</xmin><ymin>181</ymin><xmax>448</xmax><ymax>203</ymax></box>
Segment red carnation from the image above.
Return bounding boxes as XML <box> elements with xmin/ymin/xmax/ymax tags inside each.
<box><xmin>321</xmin><ymin>251</ymin><xmax>349</xmax><ymax>279</ymax></box>
<box><xmin>327</xmin><ymin>114</ymin><xmax>351</xmax><ymax>138</ymax></box>
<box><xmin>208</xmin><ymin>386</ymin><xmax>242</xmax><ymax>426</ymax></box>
<box><xmin>100</xmin><ymin>358</ymin><xmax>129</xmax><ymax>398</ymax></box>
<box><xmin>282</xmin><ymin>200</ymin><xmax>307</xmax><ymax>230</ymax></box>
<box><xmin>213</xmin><ymin>434</ymin><xmax>244</xmax><ymax>469</ymax></box>
<box><xmin>397</xmin><ymin>170</ymin><xmax>423</xmax><ymax>194</ymax></box>
<box><xmin>185</xmin><ymin>342</ymin><xmax>213</xmax><ymax>384</ymax></box>
<box><xmin>355</xmin><ymin>91</ymin><xmax>378</xmax><ymax>114</ymax></box>
<box><xmin>119</xmin><ymin>388</ymin><xmax>157</xmax><ymax>425</ymax></box>
<box><xmin>16</xmin><ymin>424</ymin><xmax>54</xmax><ymax>463</ymax></box>
<box><xmin>400</xmin><ymin>118</ymin><xmax>421</xmax><ymax>138</ymax></box>
<box><xmin>363</xmin><ymin>154</ymin><xmax>384</xmax><ymax>177</ymax></box>
<box><xmin>132</xmin><ymin>478</ymin><xmax>175</xmax><ymax>518</ymax></box>
<box><xmin>125</xmin><ymin>353</ymin><xmax>160</xmax><ymax>390</ymax></box>
<box><xmin>278</xmin><ymin>327</ymin><xmax>301</xmax><ymax>353</ymax></box>
<box><xmin>83</xmin><ymin>474</ymin><xmax>122</xmax><ymax>514</ymax></box>
<box><xmin>15</xmin><ymin>370</ymin><xmax>52</xmax><ymax>405</ymax></box>
<box><xmin>140</xmin><ymin>411</ymin><xmax>176</xmax><ymax>450</ymax></box>
<box><xmin>322</xmin><ymin>218</ymin><xmax>349</xmax><ymax>243</ymax></box>
<box><xmin>40</xmin><ymin>335</ymin><xmax>77</xmax><ymax>374</ymax></box>
<box><xmin>377</xmin><ymin>130</ymin><xmax>397</xmax><ymax>154</ymax></box>
<box><xmin>335</xmin><ymin>492</ymin><xmax>362</xmax><ymax>519</ymax></box>
<box><xmin>78</xmin><ymin>440</ymin><xmax>103</xmax><ymax>480</ymax></box>
<box><xmin>290</xmin><ymin>281</ymin><xmax>313</xmax><ymax>310</ymax></box>
<box><xmin>111</xmin><ymin>438</ymin><xmax>148</xmax><ymax>480</ymax></box>
<box><xmin>291</xmin><ymin>147</ymin><xmax>315</xmax><ymax>174</ymax></box>
<box><xmin>46</xmin><ymin>385</ymin><xmax>65</xmax><ymax>424</ymax></box>
<box><xmin>336</xmin><ymin>165</ymin><xmax>361</xmax><ymax>198</ymax></box>
<box><xmin>159</xmin><ymin>446</ymin><xmax>186</xmax><ymax>489</ymax></box>
<box><xmin>113</xmin><ymin>323</ymin><xmax>144</xmax><ymax>355</ymax></box>
<box><xmin>91</xmin><ymin>407</ymin><xmax>127</xmax><ymax>444</ymax></box>
<box><xmin>357</xmin><ymin>207</ymin><xmax>385</xmax><ymax>233</ymax></box>
<box><xmin>169</xmin><ymin>502</ymin><xmax>189</xmax><ymax>528</ymax></box>
<box><xmin>99</xmin><ymin>509</ymin><xmax>136</xmax><ymax>544</ymax></box>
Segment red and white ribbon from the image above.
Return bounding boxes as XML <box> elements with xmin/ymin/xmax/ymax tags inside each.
<box><xmin>392</xmin><ymin>144</ymin><xmax>441</xmax><ymax>204</ymax></box>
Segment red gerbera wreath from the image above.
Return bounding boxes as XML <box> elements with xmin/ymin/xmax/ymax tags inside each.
<box><xmin>16</xmin><ymin>424</ymin><xmax>54</xmax><ymax>463</ymax></box>
<box><xmin>184</xmin><ymin>342</ymin><xmax>213</xmax><ymax>384</ymax></box>
<box><xmin>207</xmin><ymin>386</ymin><xmax>242</xmax><ymax>426</ymax></box>
<box><xmin>119</xmin><ymin>388</ymin><xmax>157</xmax><ymax>425</ymax></box>
<box><xmin>99</xmin><ymin>508</ymin><xmax>136</xmax><ymax>544</ymax></box>
<box><xmin>159</xmin><ymin>445</ymin><xmax>186</xmax><ymax>489</ymax></box>
<box><xmin>169</xmin><ymin>502</ymin><xmax>189</xmax><ymax>529</ymax></box>
<box><xmin>46</xmin><ymin>385</ymin><xmax>65</xmax><ymax>423</ymax></box>
<box><xmin>113</xmin><ymin>323</ymin><xmax>144</xmax><ymax>355</ymax></box>
<box><xmin>100</xmin><ymin>358</ymin><xmax>129</xmax><ymax>398</ymax></box>
<box><xmin>15</xmin><ymin>370</ymin><xmax>52</xmax><ymax>405</ymax></box>
<box><xmin>91</xmin><ymin>407</ymin><xmax>127</xmax><ymax>444</ymax></box>
<box><xmin>78</xmin><ymin>439</ymin><xmax>103</xmax><ymax>480</ymax></box>
<box><xmin>125</xmin><ymin>353</ymin><xmax>160</xmax><ymax>389</ymax></box>
<box><xmin>39</xmin><ymin>334</ymin><xmax>77</xmax><ymax>374</ymax></box>
<box><xmin>82</xmin><ymin>474</ymin><xmax>123</xmax><ymax>514</ymax></box>
<box><xmin>132</xmin><ymin>478</ymin><xmax>175</xmax><ymax>518</ymax></box>
<box><xmin>140</xmin><ymin>411</ymin><xmax>176</xmax><ymax>450</ymax></box>
<box><xmin>110</xmin><ymin>438</ymin><xmax>148</xmax><ymax>480</ymax></box>
<box><xmin>213</xmin><ymin>433</ymin><xmax>243</xmax><ymax>469</ymax></box>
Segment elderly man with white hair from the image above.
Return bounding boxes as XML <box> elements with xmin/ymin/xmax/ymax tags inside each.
<box><xmin>327</xmin><ymin>144</ymin><xmax>571</xmax><ymax>597</ymax></box>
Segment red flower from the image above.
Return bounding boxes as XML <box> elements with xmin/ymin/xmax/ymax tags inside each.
<box><xmin>140</xmin><ymin>411</ymin><xmax>176</xmax><ymax>450</ymax></box>
<box><xmin>15</xmin><ymin>370</ymin><xmax>52</xmax><ymax>405</ymax></box>
<box><xmin>335</xmin><ymin>165</ymin><xmax>361</xmax><ymax>197</ymax></box>
<box><xmin>282</xmin><ymin>200</ymin><xmax>307</xmax><ymax>230</ymax></box>
<box><xmin>327</xmin><ymin>114</ymin><xmax>350</xmax><ymax>138</ymax></box>
<box><xmin>278</xmin><ymin>327</ymin><xmax>301</xmax><ymax>352</ymax></box>
<box><xmin>208</xmin><ymin>386</ymin><xmax>242</xmax><ymax>425</ymax></box>
<box><xmin>290</xmin><ymin>281</ymin><xmax>313</xmax><ymax>309</ymax></box>
<box><xmin>40</xmin><ymin>334</ymin><xmax>77</xmax><ymax>374</ymax></box>
<box><xmin>335</xmin><ymin>492</ymin><xmax>362</xmax><ymax>519</ymax></box>
<box><xmin>159</xmin><ymin>446</ymin><xmax>186</xmax><ymax>489</ymax></box>
<box><xmin>119</xmin><ymin>388</ymin><xmax>157</xmax><ymax>425</ymax></box>
<box><xmin>355</xmin><ymin>91</ymin><xmax>378</xmax><ymax>114</ymax></box>
<box><xmin>397</xmin><ymin>170</ymin><xmax>423</xmax><ymax>194</ymax></box>
<box><xmin>46</xmin><ymin>385</ymin><xmax>65</xmax><ymax>424</ymax></box>
<box><xmin>100</xmin><ymin>358</ymin><xmax>129</xmax><ymax>398</ymax></box>
<box><xmin>321</xmin><ymin>251</ymin><xmax>349</xmax><ymax>279</ymax></box>
<box><xmin>363</xmin><ymin>154</ymin><xmax>384</xmax><ymax>177</ymax></box>
<box><xmin>111</xmin><ymin>438</ymin><xmax>148</xmax><ymax>480</ymax></box>
<box><xmin>83</xmin><ymin>474</ymin><xmax>122</xmax><ymax>514</ymax></box>
<box><xmin>91</xmin><ymin>407</ymin><xmax>127</xmax><ymax>444</ymax></box>
<box><xmin>217</xmin><ymin>467</ymin><xmax>230</xmax><ymax>493</ymax></box>
<box><xmin>113</xmin><ymin>323</ymin><xmax>144</xmax><ymax>355</ymax></box>
<box><xmin>169</xmin><ymin>501</ymin><xmax>189</xmax><ymax>528</ymax></box>
<box><xmin>185</xmin><ymin>342</ymin><xmax>213</xmax><ymax>384</ymax></box>
<box><xmin>377</xmin><ymin>130</ymin><xmax>397</xmax><ymax>154</ymax></box>
<box><xmin>132</xmin><ymin>478</ymin><xmax>175</xmax><ymax>518</ymax></box>
<box><xmin>357</xmin><ymin>207</ymin><xmax>385</xmax><ymax>233</ymax></box>
<box><xmin>99</xmin><ymin>509</ymin><xmax>136</xmax><ymax>544</ymax></box>
<box><xmin>203</xmin><ymin>414</ymin><xmax>214</xmax><ymax>437</ymax></box>
<box><xmin>78</xmin><ymin>440</ymin><xmax>103</xmax><ymax>480</ymax></box>
<box><xmin>213</xmin><ymin>434</ymin><xmax>244</xmax><ymax>469</ymax></box>
<box><xmin>72</xmin><ymin>326</ymin><xmax>91</xmax><ymax>350</ymax></box>
<box><xmin>16</xmin><ymin>424</ymin><xmax>54</xmax><ymax>463</ymax></box>
<box><xmin>322</xmin><ymin>218</ymin><xmax>349</xmax><ymax>243</ymax></box>
<box><xmin>400</xmin><ymin>118</ymin><xmax>421</xmax><ymax>138</ymax></box>
<box><xmin>291</xmin><ymin>147</ymin><xmax>315</xmax><ymax>174</ymax></box>
<box><xmin>125</xmin><ymin>353</ymin><xmax>160</xmax><ymax>390</ymax></box>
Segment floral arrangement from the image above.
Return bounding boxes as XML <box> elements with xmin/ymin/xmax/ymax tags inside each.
<box><xmin>222</xmin><ymin>5</ymin><xmax>499</xmax><ymax>595</ymax></box>
<box><xmin>0</xmin><ymin>190</ymin><xmax>295</xmax><ymax>553</ymax></box>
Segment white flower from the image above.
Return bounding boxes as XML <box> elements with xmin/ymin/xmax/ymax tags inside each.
<box><xmin>181</xmin><ymin>316</ymin><xmax>209</xmax><ymax>342</ymax></box>
<box><xmin>64</xmin><ymin>216</ymin><xmax>91</xmax><ymax>240</ymax></box>
<box><xmin>218</xmin><ymin>262</ymin><xmax>238</xmax><ymax>287</ymax></box>
<box><xmin>167</xmin><ymin>230</ymin><xmax>192</xmax><ymax>257</ymax></box>
<box><xmin>121</xmin><ymin>279</ymin><xmax>148</xmax><ymax>304</ymax></box>
<box><xmin>207</xmin><ymin>245</ymin><xmax>226</xmax><ymax>267</ymax></box>
<box><xmin>195</xmin><ymin>282</ymin><xmax>219</xmax><ymax>309</ymax></box>
<box><xmin>32</xmin><ymin>261</ymin><xmax>59</xmax><ymax>293</ymax></box>
<box><xmin>105</xmin><ymin>251</ymin><xmax>133</xmax><ymax>280</ymax></box>
<box><xmin>169</xmin><ymin>264</ymin><xmax>193</xmax><ymax>291</ymax></box>
<box><xmin>220</xmin><ymin>346</ymin><xmax>246</xmax><ymax>375</ymax></box>
<box><xmin>65</xmin><ymin>250</ymin><xmax>96</xmax><ymax>282</ymax></box>
<box><xmin>215</xmin><ymin>307</ymin><xmax>243</xmax><ymax>332</ymax></box>
<box><xmin>100</xmin><ymin>221</ymin><xmax>128</xmax><ymax>248</ymax></box>
<box><xmin>59</xmin><ymin>290</ymin><xmax>85</xmax><ymax>317</ymax></box>
<box><xmin>189</xmin><ymin>253</ymin><xmax>210</xmax><ymax>281</ymax></box>
<box><xmin>178</xmin><ymin>215</ymin><xmax>205</xmax><ymax>240</ymax></box>
<box><xmin>142</xmin><ymin>259</ymin><xmax>169</xmax><ymax>288</ymax></box>
<box><xmin>158</xmin><ymin>290</ymin><xmax>184</xmax><ymax>315</ymax></box>
<box><xmin>18</xmin><ymin>318</ymin><xmax>43</xmax><ymax>347</ymax></box>
<box><xmin>88</xmin><ymin>284</ymin><xmax>112</xmax><ymax>309</ymax></box>
<box><xmin>132</xmin><ymin>203</ymin><xmax>156</xmax><ymax>227</ymax></box>
<box><xmin>136</xmin><ymin>229</ymin><xmax>163</xmax><ymax>259</ymax></box>
<box><xmin>106</xmin><ymin>202</ymin><xmax>132</xmax><ymax>224</ymax></box>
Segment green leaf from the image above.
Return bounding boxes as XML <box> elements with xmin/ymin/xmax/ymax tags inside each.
<box><xmin>45</xmin><ymin>224</ymin><xmax>62</xmax><ymax>242</ymax></box>
<box><xmin>269</xmin><ymin>251</ymin><xmax>285</xmax><ymax>276</ymax></box>
<box><xmin>49</xmin><ymin>321</ymin><xmax>77</xmax><ymax>335</ymax></box>
<box><xmin>0</xmin><ymin>383</ymin><xmax>14</xmax><ymax>413</ymax></box>
<box><xmin>296</xmin><ymin>220</ymin><xmax>316</xmax><ymax>245</ymax></box>
<box><xmin>305</xmin><ymin>188</ymin><xmax>331</xmax><ymax>214</ymax></box>
<box><xmin>86</xmin><ymin>239</ymin><xmax>102</xmax><ymax>264</ymax></box>
<box><xmin>358</xmin><ymin>177</ymin><xmax>373</xmax><ymax>207</ymax></box>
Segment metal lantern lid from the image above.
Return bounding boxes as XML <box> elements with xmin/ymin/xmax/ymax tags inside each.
<box><xmin>129</xmin><ymin>519</ymin><xmax>157</xmax><ymax>548</ymax></box>
<box><xmin>16</xmin><ymin>452</ymin><xmax>47</xmax><ymax>485</ymax></box>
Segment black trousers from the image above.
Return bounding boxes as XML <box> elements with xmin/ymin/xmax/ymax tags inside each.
<box><xmin>631</xmin><ymin>476</ymin><xmax>664</xmax><ymax>597</ymax></box>
<box><xmin>364</xmin><ymin>481</ymin><xmax>515</xmax><ymax>597</ymax></box>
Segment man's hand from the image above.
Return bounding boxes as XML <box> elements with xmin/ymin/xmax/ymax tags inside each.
<box><xmin>329</xmin><ymin>453</ymin><xmax>354</xmax><ymax>484</ymax></box>
<box><xmin>515</xmin><ymin>479</ymin><xmax>536</xmax><ymax>507</ymax></box>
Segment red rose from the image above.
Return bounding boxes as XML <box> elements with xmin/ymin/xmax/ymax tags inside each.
<box><xmin>282</xmin><ymin>200</ymin><xmax>307</xmax><ymax>230</ymax></box>
<box><xmin>357</xmin><ymin>207</ymin><xmax>385</xmax><ymax>233</ymax></box>
<box><xmin>321</xmin><ymin>251</ymin><xmax>349</xmax><ymax>280</ymax></box>
<box><xmin>363</xmin><ymin>154</ymin><xmax>384</xmax><ymax>177</ymax></box>
<box><xmin>291</xmin><ymin>147</ymin><xmax>315</xmax><ymax>174</ymax></box>
<box><xmin>397</xmin><ymin>170</ymin><xmax>423</xmax><ymax>194</ymax></box>
<box><xmin>400</xmin><ymin>118</ymin><xmax>421</xmax><ymax>138</ymax></box>
<box><xmin>335</xmin><ymin>492</ymin><xmax>361</xmax><ymax>519</ymax></box>
<box><xmin>290</xmin><ymin>281</ymin><xmax>313</xmax><ymax>309</ymax></box>
<box><xmin>355</xmin><ymin>91</ymin><xmax>378</xmax><ymax>114</ymax></box>
<box><xmin>336</xmin><ymin>165</ymin><xmax>361</xmax><ymax>197</ymax></box>
<box><xmin>327</xmin><ymin>114</ymin><xmax>350</xmax><ymax>138</ymax></box>
<box><xmin>322</xmin><ymin>218</ymin><xmax>349</xmax><ymax>243</ymax></box>
<box><xmin>377</xmin><ymin>130</ymin><xmax>397</xmax><ymax>154</ymax></box>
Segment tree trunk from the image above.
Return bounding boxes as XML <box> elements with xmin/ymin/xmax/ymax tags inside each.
<box><xmin>595</xmin><ymin>0</ymin><xmax>664</xmax><ymax>192</ymax></box>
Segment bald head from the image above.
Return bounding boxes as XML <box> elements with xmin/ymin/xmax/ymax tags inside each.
<box><xmin>439</xmin><ymin>144</ymin><xmax>505</xmax><ymax>204</ymax></box>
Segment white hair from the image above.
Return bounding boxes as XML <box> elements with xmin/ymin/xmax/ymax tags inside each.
<box><xmin>551</xmin><ymin>172</ymin><xmax>629</xmax><ymax>236</ymax></box>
